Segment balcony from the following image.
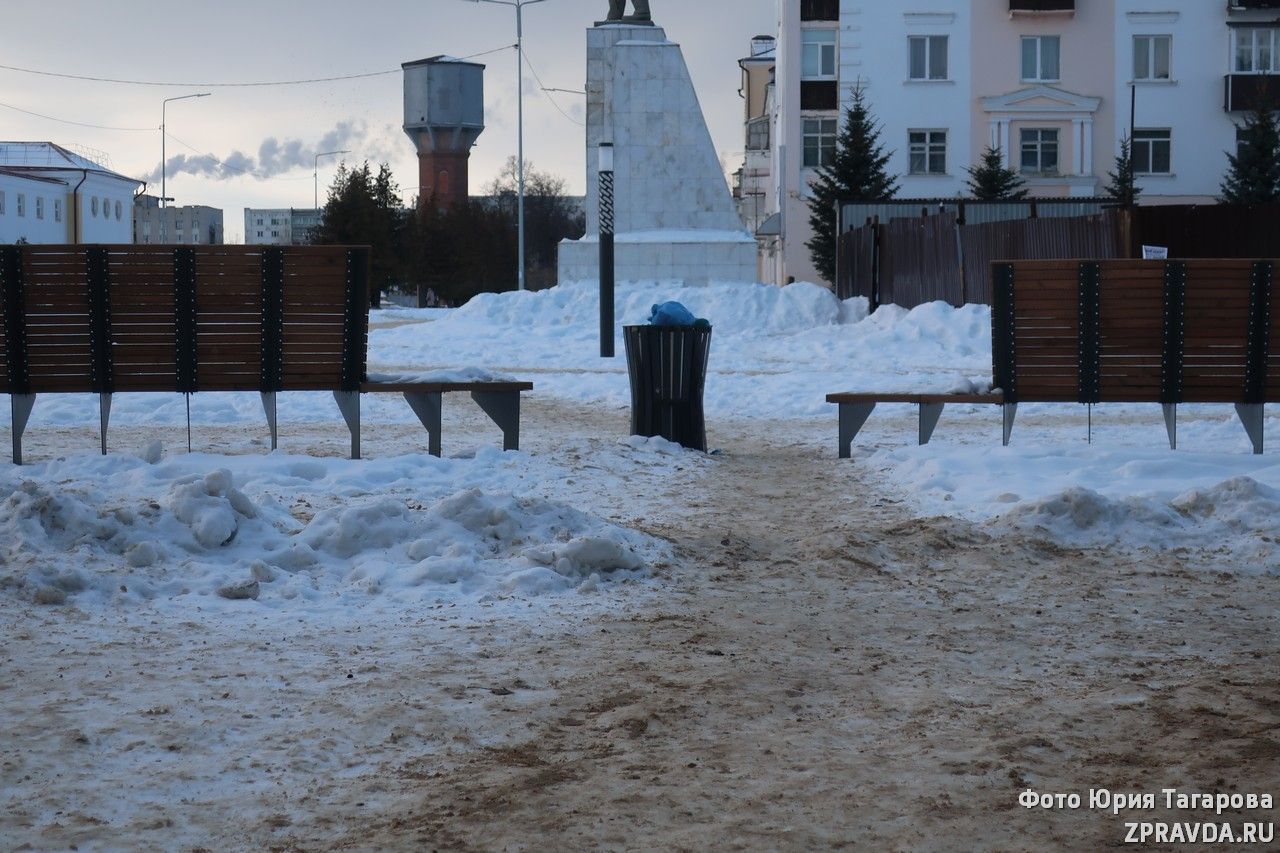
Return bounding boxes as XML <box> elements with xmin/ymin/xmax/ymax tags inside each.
<box><xmin>800</xmin><ymin>81</ymin><xmax>838</xmax><ymax>111</ymax></box>
<box><xmin>1225</xmin><ymin>74</ymin><xmax>1280</xmax><ymax>112</ymax></box>
<box><xmin>1009</xmin><ymin>0</ymin><xmax>1074</xmax><ymax>13</ymax></box>
<box><xmin>800</xmin><ymin>0</ymin><xmax>838</xmax><ymax>22</ymax></box>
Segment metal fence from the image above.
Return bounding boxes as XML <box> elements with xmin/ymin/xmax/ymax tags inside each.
<box><xmin>836</xmin><ymin>203</ymin><xmax>1280</xmax><ymax>309</ymax></box>
<box><xmin>839</xmin><ymin>198</ymin><xmax>1110</xmax><ymax>232</ymax></box>
<box><xmin>836</xmin><ymin>210</ymin><xmax>1122</xmax><ymax>307</ymax></box>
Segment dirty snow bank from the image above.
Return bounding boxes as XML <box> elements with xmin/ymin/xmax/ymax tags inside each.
<box><xmin>992</xmin><ymin>477</ymin><xmax>1280</xmax><ymax>568</ymax></box>
<box><xmin>0</xmin><ymin>448</ymin><xmax>667</xmax><ymax>609</ymax></box>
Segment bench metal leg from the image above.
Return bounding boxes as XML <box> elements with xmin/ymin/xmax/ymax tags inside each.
<box><xmin>403</xmin><ymin>390</ymin><xmax>443</xmax><ymax>457</ymax></box>
<box><xmin>1236</xmin><ymin>403</ymin><xmax>1264</xmax><ymax>455</ymax></box>
<box><xmin>471</xmin><ymin>391</ymin><xmax>521</xmax><ymax>452</ymax></box>
<box><xmin>333</xmin><ymin>391</ymin><xmax>360</xmax><ymax>460</ymax></box>
<box><xmin>1162</xmin><ymin>404</ymin><xmax>1177</xmax><ymax>450</ymax></box>
<box><xmin>261</xmin><ymin>392</ymin><xmax>278</xmax><ymax>450</ymax></box>
<box><xmin>837</xmin><ymin>402</ymin><xmax>875</xmax><ymax>459</ymax></box>
<box><xmin>11</xmin><ymin>394</ymin><xmax>35</xmax><ymax>466</ymax></box>
<box><xmin>919</xmin><ymin>402</ymin><xmax>944</xmax><ymax>446</ymax></box>
<box><xmin>1002</xmin><ymin>404</ymin><xmax>1018</xmax><ymax>447</ymax></box>
<box><xmin>99</xmin><ymin>393</ymin><xmax>112</xmax><ymax>456</ymax></box>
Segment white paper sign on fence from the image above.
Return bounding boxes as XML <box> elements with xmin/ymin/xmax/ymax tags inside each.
<box><xmin>1142</xmin><ymin>245</ymin><xmax>1169</xmax><ymax>260</ymax></box>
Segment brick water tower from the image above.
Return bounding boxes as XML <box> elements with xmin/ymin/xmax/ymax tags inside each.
<box><xmin>402</xmin><ymin>56</ymin><xmax>485</xmax><ymax>210</ymax></box>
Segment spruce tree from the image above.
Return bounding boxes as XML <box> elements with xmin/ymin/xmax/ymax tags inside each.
<box><xmin>806</xmin><ymin>87</ymin><xmax>898</xmax><ymax>284</ymax></box>
<box><xmin>1103</xmin><ymin>135</ymin><xmax>1142</xmax><ymax>207</ymax></box>
<box><xmin>965</xmin><ymin>146</ymin><xmax>1027</xmax><ymax>201</ymax></box>
<box><xmin>1220</xmin><ymin>107</ymin><xmax>1280</xmax><ymax>203</ymax></box>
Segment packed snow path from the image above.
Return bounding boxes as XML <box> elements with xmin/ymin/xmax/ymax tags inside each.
<box><xmin>2</xmin><ymin>399</ymin><xmax>1275</xmax><ymax>849</ymax></box>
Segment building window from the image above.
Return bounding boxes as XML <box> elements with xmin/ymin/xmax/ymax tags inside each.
<box><xmin>1133</xmin><ymin>35</ymin><xmax>1171</xmax><ymax>81</ymax></box>
<box><xmin>1021</xmin><ymin>35</ymin><xmax>1061</xmax><ymax>82</ymax></box>
<box><xmin>1133</xmin><ymin>129</ymin><xmax>1171</xmax><ymax>174</ymax></box>
<box><xmin>192</xmin><ymin>229</ymin><xmax>200</xmax><ymax>243</ymax></box>
<box><xmin>803</xmin><ymin>117</ymin><xmax>838</xmax><ymax>168</ymax></box>
<box><xmin>257</xmin><ymin>230</ymin><xmax>264</xmax><ymax>237</ymax></box>
<box><xmin>1234</xmin><ymin>28</ymin><xmax>1278</xmax><ymax>74</ymax></box>
<box><xmin>746</xmin><ymin>116</ymin><xmax>770</xmax><ymax>151</ymax></box>
<box><xmin>802</xmin><ymin>29</ymin><xmax>837</xmax><ymax>78</ymax></box>
<box><xmin>909</xmin><ymin>130</ymin><xmax>947</xmax><ymax>175</ymax></box>
<box><xmin>176</xmin><ymin>233</ymin><xmax>183</xmax><ymax>243</ymax></box>
<box><xmin>143</xmin><ymin>222</ymin><xmax>151</xmax><ymax>236</ymax></box>
<box><xmin>115</xmin><ymin>200</ymin><xmax>122</xmax><ymax>220</ymax></box>
<box><xmin>1020</xmin><ymin>128</ymin><xmax>1059</xmax><ymax>174</ymax></box>
<box><xmin>35</xmin><ymin>197</ymin><xmax>44</xmax><ymax>220</ymax></box>
<box><xmin>909</xmin><ymin>35</ymin><xmax>948</xmax><ymax>80</ymax></box>
<box><xmin>54</xmin><ymin>199</ymin><xmax>62</xmax><ymax>223</ymax></box>
<box><xmin>17</xmin><ymin>194</ymin><xmax>26</xmax><ymax>217</ymax></box>
<box><xmin>0</xmin><ymin>190</ymin><xmax>5</xmax><ymax>215</ymax></box>
<box><xmin>91</xmin><ymin>196</ymin><xmax>99</xmax><ymax>217</ymax></box>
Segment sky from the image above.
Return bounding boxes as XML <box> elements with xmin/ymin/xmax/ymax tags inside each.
<box><xmin>0</xmin><ymin>0</ymin><xmax>775</xmax><ymax>242</ymax></box>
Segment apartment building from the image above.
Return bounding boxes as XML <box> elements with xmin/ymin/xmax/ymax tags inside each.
<box><xmin>735</xmin><ymin>34</ymin><xmax>778</xmax><ymax>280</ymax></box>
<box><xmin>133</xmin><ymin>194</ymin><xmax>224</xmax><ymax>245</ymax></box>
<box><xmin>756</xmin><ymin>0</ymin><xmax>1280</xmax><ymax>286</ymax></box>
<box><xmin>244</xmin><ymin>208</ymin><xmax>323</xmax><ymax>246</ymax></box>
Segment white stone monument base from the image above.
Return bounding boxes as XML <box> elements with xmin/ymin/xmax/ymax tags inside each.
<box><xmin>558</xmin><ymin>230</ymin><xmax>757</xmax><ymax>284</ymax></box>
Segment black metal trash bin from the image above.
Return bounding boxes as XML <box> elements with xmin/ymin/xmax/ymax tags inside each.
<box><xmin>623</xmin><ymin>324</ymin><xmax>712</xmax><ymax>452</ymax></box>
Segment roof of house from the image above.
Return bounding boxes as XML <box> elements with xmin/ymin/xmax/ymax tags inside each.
<box><xmin>0</xmin><ymin>142</ymin><xmax>142</xmax><ymax>186</ymax></box>
<box><xmin>0</xmin><ymin>166</ymin><xmax>67</xmax><ymax>185</ymax></box>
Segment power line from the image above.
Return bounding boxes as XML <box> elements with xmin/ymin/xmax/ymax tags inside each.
<box><xmin>0</xmin><ymin>45</ymin><xmax>516</xmax><ymax>89</ymax></box>
<box><xmin>0</xmin><ymin>99</ymin><xmax>152</xmax><ymax>131</ymax></box>
<box><xmin>520</xmin><ymin>49</ymin><xmax>584</xmax><ymax>127</ymax></box>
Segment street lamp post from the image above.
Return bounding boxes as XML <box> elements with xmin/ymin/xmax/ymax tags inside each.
<box><xmin>464</xmin><ymin>0</ymin><xmax>548</xmax><ymax>291</ymax></box>
<box><xmin>160</xmin><ymin>93</ymin><xmax>211</xmax><ymax>241</ymax></box>
<box><xmin>314</xmin><ymin>149</ymin><xmax>351</xmax><ymax>210</ymax></box>
<box><xmin>598</xmin><ymin>143</ymin><xmax>615</xmax><ymax>358</ymax></box>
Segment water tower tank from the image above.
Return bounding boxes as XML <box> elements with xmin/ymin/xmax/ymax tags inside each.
<box><xmin>402</xmin><ymin>56</ymin><xmax>485</xmax><ymax>210</ymax></box>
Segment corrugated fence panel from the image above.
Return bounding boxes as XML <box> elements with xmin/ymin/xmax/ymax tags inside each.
<box><xmin>879</xmin><ymin>213</ymin><xmax>961</xmax><ymax>308</ymax></box>
<box><xmin>836</xmin><ymin>224</ymin><xmax>876</xmax><ymax>301</ymax></box>
<box><xmin>1131</xmin><ymin>204</ymin><xmax>1280</xmax><ymax>259</ymax></box>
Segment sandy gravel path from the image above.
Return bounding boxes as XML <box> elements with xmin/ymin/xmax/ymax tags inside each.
<box><xmin>2</xmin><ymin>399</ymin><xmax>1277</xmax><ymax>851</ymax></box>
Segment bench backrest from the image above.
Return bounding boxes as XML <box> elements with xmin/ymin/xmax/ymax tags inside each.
<box><xmin>992</xmin><ymin>259</ymin><xmax>1278</xmax><ymax>405</ymax></box>
<box><xmin>0</xmin><ymin>244</ymin><xmax>370</xmax><ymax>395</ymax></box>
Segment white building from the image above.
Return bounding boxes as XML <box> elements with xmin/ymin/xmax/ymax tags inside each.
<box><xmin>753</xmin><ymin>0</ymin><xmax>1278</xmax><ymax>286</ymax></box>
<box><xmin>244</xmin><ymin>208</ymin><xmax>322</xmax><ymax>245</ymax></box>
<box><xmin>0</xmin><ymin>142</ymin><xmax>142</xmax><ymax>244</ymax></box>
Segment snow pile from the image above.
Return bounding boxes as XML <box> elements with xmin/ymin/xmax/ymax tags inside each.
<box><xmin>0</xmin><ymin>455</ymin><xmax>665</xmax><ymax>609</ymax></box>
<box><xmin>370</xmin><ymin>281</ymin><xmax>992</xmax><ymax>418</ymax></box>
<box><xmin>444</xmin><ymin>278</ymin><xmax>848</xmax><ymax>337</ymax></box>
<box><xmin>992</xmin><ymin>476</ymin><xmax>1280</xmax><ymax>568</ymax></box>
<box><xmin>169</xmin><ymin>469</ymin><xmax>258</xmax><ymax>548</ymax></box>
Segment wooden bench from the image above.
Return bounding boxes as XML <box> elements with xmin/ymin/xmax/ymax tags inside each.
<box><xmin>825</xmin><ymin>392</ymin><xmax>1005</xmax><ymax>458</ymax></box>
<box><xmin>828</xmin><ymin>258</ymin><xmax>1278</xmax><ymax>456</ymax></box>
<box><xmin>0</xmin><ymin>244</ymin><xmax>532</xmax><ymax>463</ymax></box>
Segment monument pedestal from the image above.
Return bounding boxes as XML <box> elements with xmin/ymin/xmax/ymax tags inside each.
<box><xmin>558</xmin><ymin>23</ymin><xmax>756</xmax><ymax>285</ymax></box>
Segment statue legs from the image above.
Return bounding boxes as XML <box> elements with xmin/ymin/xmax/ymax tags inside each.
<box><xmin>606</xmin><ymin>0</ymin><xmax>651</xmax><ymax>22</ymax></box>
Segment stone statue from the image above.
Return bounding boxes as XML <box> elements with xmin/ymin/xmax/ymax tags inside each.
<box><xmin>606</xmin><ymin>0</ymin><xmax>652</xmax><ymax>23</ymax></box>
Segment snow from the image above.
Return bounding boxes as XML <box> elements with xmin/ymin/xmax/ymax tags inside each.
<box><xmin>0</xmin><ymin>445</ymin><xmax>670</xmax><ymax>610</ymax></box>
<box><xmin>6</xmin><ymin>276</ymin><xmax>1280</xmax><ymax>601</ymax></box>
<box><xmin>563</xmin><ymin>228</ymin><xmax>754</xmax><ymax>244</ymax></box>
<box><xmin>3</xmin><ymin>275</ymin><xmax>1278</xmax><ymax>847</ymax></box>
